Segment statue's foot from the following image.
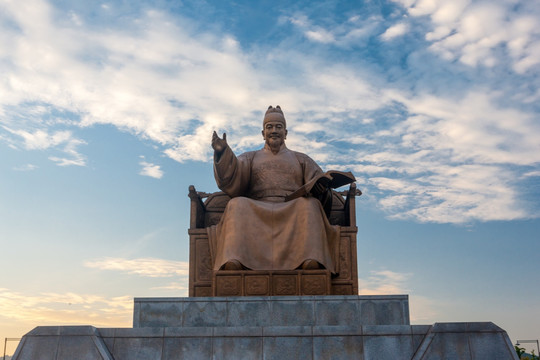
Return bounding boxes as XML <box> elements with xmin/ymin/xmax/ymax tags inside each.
<box><xmin>301</xmin><ymin>259</ymin><xmax>322</xmax><ymax>270</ymax></box>
<box><xmin>222</xmin><ymin>260</ymin><xmax>243</xmax><ymax>270</ymax></box>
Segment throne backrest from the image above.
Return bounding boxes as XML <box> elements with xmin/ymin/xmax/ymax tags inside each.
<box><xmin>189</xmin><ymin>183</ymin><xmax>359</xmax><ymax>229</ymax></box>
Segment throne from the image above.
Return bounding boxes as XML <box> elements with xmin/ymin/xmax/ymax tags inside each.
<box><xmin>188</xmin><ymin>184</ymin><xmax>361</xmax><ymax>297</ymax></box>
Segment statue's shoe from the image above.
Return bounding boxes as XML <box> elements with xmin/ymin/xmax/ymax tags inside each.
<box><xmin>222</xmin><ymin>260</ymin><xmax>243</xmax><ymax>270</ymax></box>
<box><xmin>301</xmin><ymin>259</ymin><xmax>322</xmax><ymax>270</ymax></box>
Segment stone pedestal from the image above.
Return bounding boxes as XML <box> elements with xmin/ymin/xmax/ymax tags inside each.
<box><xmin>12</xmin><ymin>295</ymin><xmax>518</xmax><ymax>360</ymax></box>
<box><xmin>133</xmin><ymin>295</ymin><xmax>410</xmax><ymax>328</ymax></box>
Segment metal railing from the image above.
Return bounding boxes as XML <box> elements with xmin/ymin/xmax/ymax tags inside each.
<box><xmin>516</xmin><ymin>340</ymin><xmax>540</xmax><ymax>359</ymax></box>
<box><xmin>3</xmin><ymin>338</ymin><xmax>21</xmax><ymax>360</ymax></box>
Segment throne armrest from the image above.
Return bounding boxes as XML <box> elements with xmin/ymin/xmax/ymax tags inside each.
<box><xmin>344</xmin><ymin>183</ymin><xmax>361</xmax><ymax>228</ymax></box>
<box><xmin>188</xmin><ymin>185</ymin><xmax>206</xmax><ymax>229</ymax></box>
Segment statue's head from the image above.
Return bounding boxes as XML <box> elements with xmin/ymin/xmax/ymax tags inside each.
<box><xmin>263</xmin><ymin>105</ymin><xmax>286</xmax><ymax>128</ymax></box>
<box><xmin>262</xmin><ymin>105</ymin><xmax>287</xmax><ymax>148</ymax></box>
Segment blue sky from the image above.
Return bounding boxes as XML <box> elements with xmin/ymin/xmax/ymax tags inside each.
<box><xmin>1</xmin><ymin>0</ymin><xmax>540</xmax><ymax>354</ymax></box>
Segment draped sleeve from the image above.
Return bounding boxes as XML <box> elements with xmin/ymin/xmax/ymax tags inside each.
<box><xmin>293</xmin><ymin>151</ymin><xmax>324</xmax><ymax>184</ymax></box>
<box><xmin>213</xmin><ymin>146</ymin><xmax>255</xmax><ymax>198</ymax></box>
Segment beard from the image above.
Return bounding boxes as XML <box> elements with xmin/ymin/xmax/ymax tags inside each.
<box><xmin>266</xmin><ymin>136</ymin><xmax>284</xmax><ymax>148</ymax></box>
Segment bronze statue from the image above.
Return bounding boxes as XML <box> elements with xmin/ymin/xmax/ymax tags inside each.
<box><xmin>209</xmin><ymin>106</ymin><xmax>350</xmax><ymax>272</ymax></box>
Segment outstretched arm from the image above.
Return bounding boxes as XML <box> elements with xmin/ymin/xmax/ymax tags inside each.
<box><xmin>212</xmin><ymin>132</ymin><xmax>252</xmax><ymax>198</ymax></box>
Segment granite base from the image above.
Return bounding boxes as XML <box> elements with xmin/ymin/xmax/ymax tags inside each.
<box><xmin>12</xmin><ymin>295</ymin><xmax>518</xmax><ymax>360</ymax></box>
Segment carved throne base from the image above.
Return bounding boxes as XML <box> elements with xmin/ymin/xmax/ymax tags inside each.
<box><xmin>214</xmin><ymin>270</ymin><xmax>331</xmax><ymax>296</ymax></box>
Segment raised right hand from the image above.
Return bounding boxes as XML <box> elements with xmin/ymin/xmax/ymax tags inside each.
<box><xmin>212</xmin><ymin>131</ymin><xmax>227</xmax><ymax>154</ymax></box>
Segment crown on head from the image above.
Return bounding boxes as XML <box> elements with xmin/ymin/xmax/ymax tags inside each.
<box><xmin>263</xmin><ymin>105</ymin><xmax>286</xmax><ymax>127</ymax></box>
<box><xmin>265</xmin><ymin>105</ymin><xmax>283</xmax><ymax>115</ymax></box>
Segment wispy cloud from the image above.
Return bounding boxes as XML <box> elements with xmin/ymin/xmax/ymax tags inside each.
<box><xmin>84</xmin><ymin>257</ymin><xmax>189</xmax><ymax>277</ymax></box>
<box><xmin>13</xmin><ymin>164</ymin><xmax>38</xmax><ymax>171</ymax></box>
<box><xmin>381</xmin><ymin>22</ymin><xmax>409</xmax><ymax>41</ymax></box>
<box><xmin>287</xmin><ymin>12</ymin><xmax>384</xmax><ymax>47</ymax></box>
<box><xmin>409</xmin><ymin>295</ymin><xmax>439</xmax><ymax>323</ymax></box>
<box><xmin>48</xmin><ymin>137</ymin><xmax>87</xmax><ymax>166</ymax></box>
<box><xmin>5</xmin><ymin>128</ymin><xmax>71</xmax><ymax>150</ymax></box>
<box><xmin>0</xmin><ymin>288</ymin><xmax>132</xmax><ymax>327</ymax></box>
<box><xmin>151</xmin><ymin>282</ymin><xmax>188</xmax><ymax>292</ymax></box>
<box><xmin>139</xmin><ymin>157</ymin><xmax>163</xmax><ymax>179</ymax></box>
<box><xmin>2</xmin><ymin>126</ymin><xmax>87</xmax><ymax>166</ymax></box>
<box><xmin>358</xmin><ymin>269</ymin><xmax>412</xmax><ymax>295</ymax></box>
<box><xmin>288</xmin><ymin>15</ymin><xmax>336</xmax><ymax>44</ymax></box>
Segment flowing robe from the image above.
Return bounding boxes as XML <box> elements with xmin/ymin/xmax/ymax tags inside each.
<box><xmin>208</xmin><ymin>144</ymin><xmax>339</xmax><ymax>272</ymax></box>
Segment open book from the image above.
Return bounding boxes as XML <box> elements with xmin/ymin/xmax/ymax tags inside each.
<box><xmin>284</xmin><ymin>170</ymin><xmax>356</xmax><ymax>202</ymax></box>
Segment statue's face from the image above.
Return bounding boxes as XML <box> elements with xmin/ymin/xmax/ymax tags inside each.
<box><xmin>262</xmin><ymin>121</ymin><xmax>287</xmax><ymax>147</ymax></box>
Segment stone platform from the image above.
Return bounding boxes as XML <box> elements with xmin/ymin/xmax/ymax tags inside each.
<box><xmin>12</xmin><ymin>295</ymin><xmax>519</xmax><ymax>360</ymax></box>
<box><xmin>133</xmin><ymin>295</ymin><xmax>410</xmax><ymax>328</ymax></box>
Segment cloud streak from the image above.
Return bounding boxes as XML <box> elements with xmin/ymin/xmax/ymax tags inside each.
<box><xmin>0</xmin><ymin>288</ymin><xmax>132</xmax><ymax>327</ymax></box>
<box><xmin>2</xmin><ymin>126</ymin><xmax>87</xmax><ymax>166</ymax></box>
<box><xmin>84</xmin><ymin>257</ymin><xmax>189</xmax><ymax>278</ymax></box>
<box><xmin>358</xmin><ymin>269</ymin><xmax>412</xmax><ymax>295</ymax></box>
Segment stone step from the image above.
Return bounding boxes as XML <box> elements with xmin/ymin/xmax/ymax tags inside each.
<box><xmin>12</xmin><ymin>322</ymin><xmax>518</xmax><ymax>360</ymax></box>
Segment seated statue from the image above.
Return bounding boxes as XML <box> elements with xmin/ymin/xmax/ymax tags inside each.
<box><xmin>208</xmin><ymin>105</ymin><xmax>352</xmax><ymax>273</ymax></box>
